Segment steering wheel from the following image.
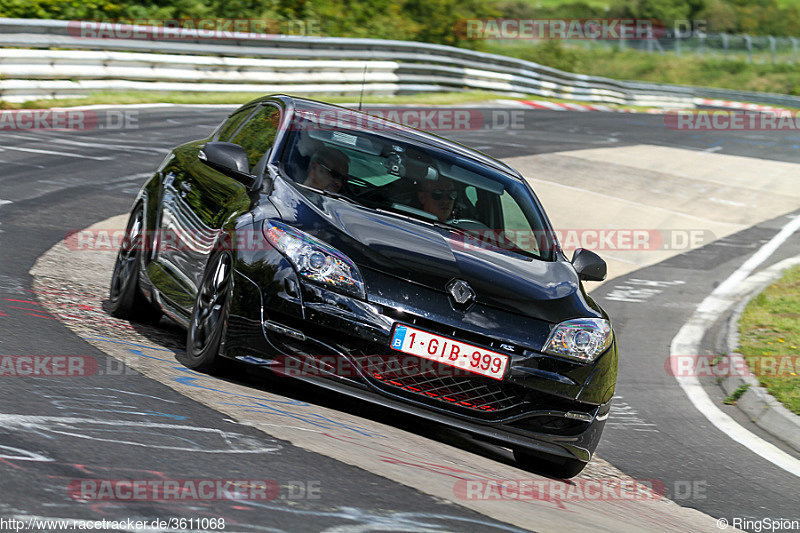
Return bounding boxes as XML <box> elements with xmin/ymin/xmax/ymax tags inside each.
<box><xmin>447</xmin><ymin>218</ymin><xmax>490</xmax><ymax>230</ymax></box>
<box><xmin>341</xmin><ymin>176</ymin><xmax>372</xmax><ymax>198</ymax></box>
<box><xmin>346</xmin><ymin>176</ymin><xmax>370</xmax><ymax>188</ymax></box>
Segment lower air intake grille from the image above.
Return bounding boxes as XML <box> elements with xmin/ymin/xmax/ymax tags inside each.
<box><xmin>350</xmin><ymin>353</ymin><xmax>529</xmax><ymax>415</ymax></box>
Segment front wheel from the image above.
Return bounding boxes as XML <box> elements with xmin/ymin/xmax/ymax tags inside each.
<box><xmin>179</xmin><ymin>250</ymin><xmax>233</xmax><ymax>373</ymax></box>
<box><xmin>108</xmin><ymin>204</ymin><xmax>160</xmax><ymax>321</ymax></box>
<box><xmin>513</xmin><ymin>448</ymin><xmax>587</xmax><ymax>479</ymax></box>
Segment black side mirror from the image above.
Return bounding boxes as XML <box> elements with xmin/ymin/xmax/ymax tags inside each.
<box><xmin>199</xmin><ymin>142</ymin><xmax>258</xmax><ymax>189</ymax></box>
<box><xmin>572</xmin><ymin>248</ymin><xmax>607</xmax><ymax>282</ymax></box>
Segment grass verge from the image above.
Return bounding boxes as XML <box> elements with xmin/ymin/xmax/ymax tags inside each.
<box><xmin>0</xmin><ymin>90</ymin><xmax>525</xmax><ymax>109</ymax></box>
<box><xmin>738</xmin><ymin>264</ymin><xmax>800</xmax><ymax>415</ymax></box>
<box><xmin>723</xmin><ymin>384</ymin><xmax>750</xmax><ymax>405</ymax></box>
<box><xmin>479</xmin><ymin>41</ymin><xmax>800</xmax><ymax>96</ymax></box>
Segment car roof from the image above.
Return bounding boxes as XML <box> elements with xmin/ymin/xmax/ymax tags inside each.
<box><xmin>251</xmin><ymin>94</ymin><xmax>526</xmax><ymax>182</ymax></box>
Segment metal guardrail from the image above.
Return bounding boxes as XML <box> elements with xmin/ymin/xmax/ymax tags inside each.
<box><xmin>0</xmin><ymin>17</ymin><xmax>798</xmax><ymax>108</ymax></box>
<box><xmin>691</xmin><ymin>86</ymin><xmax>800</xmax><ymax>110</ymax></box>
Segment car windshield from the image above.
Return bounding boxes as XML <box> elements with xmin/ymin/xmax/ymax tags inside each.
<box><xmin>279</xmin><ymin>107</ymin><xmax>555</xmax><ymax>261</ymax></box>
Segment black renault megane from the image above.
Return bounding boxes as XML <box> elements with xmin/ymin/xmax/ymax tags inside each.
<box><xmin>109</xmin><ymin>94</ymin><xmax>617</xmax><ymax>477</ymax></box>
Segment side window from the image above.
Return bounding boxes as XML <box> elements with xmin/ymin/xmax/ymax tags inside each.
<box><xmin>465</xmin><ymin>186</ymin><xmax>478</xmax><ymax>207</ymax></box>
<box><xmin>500</xmin><ymin>191</ymin><xmax>539</xmax><ymax>255</ymax></box>
<box><xmin>229</xmin><ymin>106</ymin><xmax>281</xmax><ymax>169</ymax></box>
<box><xmin>500</xmin><ymin>191</ymin><xmax>527</xmax><ymax>229</ymax></box>
<box><xmin>215</xmin><ymin>107</ymin><xmax>257</xmax><ymax>142</ymax></box>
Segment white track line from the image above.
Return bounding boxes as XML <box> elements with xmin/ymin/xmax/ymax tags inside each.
<box><xmin>0</xmin><ymin>145</ymin><xmax>111</xmax><ymax>161</ymax></box>
<box><xmin>670</xmin><ymin>214</ymin><xmax>800</xmax><ymax>477</ymax></box>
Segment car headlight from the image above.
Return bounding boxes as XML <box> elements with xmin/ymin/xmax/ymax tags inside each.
<box><xmin>543</xmin><ymin>318</ymin><xmax>613</xmax><ymax>363</ymax></box>
<box><xmin>263</xmin><ymin>220</ymin><xmax>365</xmax><ymax>299</ymax></box>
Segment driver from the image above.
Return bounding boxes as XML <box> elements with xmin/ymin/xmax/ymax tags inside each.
<box><xmin>417</xmin><ymin>176</ymin><xmax>457</xmax><ymax>222</ymax></box>
<box><xmin>303</xmin><ymin>146</ymin><xmax>349</xmax><ymax>193</ymax></box>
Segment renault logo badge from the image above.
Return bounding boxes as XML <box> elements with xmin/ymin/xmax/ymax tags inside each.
<box><xmin>447</xmin><ymin>279</ymin><xmax>475</xmax><ymax>307</ymax></box>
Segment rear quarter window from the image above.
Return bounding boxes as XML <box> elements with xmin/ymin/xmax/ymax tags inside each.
<box><xmin>214</xmin><ymin>106</ymin><xmax>258</xmax><ymax>142</ymax></box>
<box><xmin>229</xmin><ymin>106</ymin><xmax>281</xmax><ymax>169</ymax></box>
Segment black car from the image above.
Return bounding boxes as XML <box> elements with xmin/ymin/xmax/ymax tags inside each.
<box><xmin>109</xmin><ymin>95</ymin><xmax>617</xmax><ymax>477</ymax></box>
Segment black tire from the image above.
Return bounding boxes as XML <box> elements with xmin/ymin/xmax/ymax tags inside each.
<box><xmin>108</xmin><ymin>205</ymin><xmax>160</xmax><ymax>321</ymax></box>
<box><xmin>179</xmin><ymin>250</ymin><xmax>233</xmax><ymax>373</ymax></box>
<box><xmin>513</xmin><ymin>448</ymin><xmax>588</xmax><ymax>479</ymax></box>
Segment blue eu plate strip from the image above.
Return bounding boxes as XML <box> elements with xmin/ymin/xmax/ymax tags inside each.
<box><xmin>391</xmin><ymin>324</ymin><xmax>407</xmax><ymax>350</ymax></box>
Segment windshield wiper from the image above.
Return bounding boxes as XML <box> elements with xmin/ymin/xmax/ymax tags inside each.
<box><xmin>434</xmin><ymin>221</ymin><xmax>538</xmax><ymax>259</ymax></box>
<box><xmin>376</xmin><ymin>206</ymin><xmax>540</xmax><ymax>259</ymax></box>
<box><xmin>374</xmin><ymin>207</ymin><xmax>437</xmax><ymax>226</ymax></box>
<box><xmin>375</xmin><ymin>208</ymin><xmax>474</xmax><ymax>237</ymax></box>
<box><xmin>299</xmin><ymin>184</ymin><xmax>364</xmax><ymax>206</ymax></box>
<box><xmin>430</xmin><ymin>220</ymin><xmax>473</xmax><ymax>238</ymax></box>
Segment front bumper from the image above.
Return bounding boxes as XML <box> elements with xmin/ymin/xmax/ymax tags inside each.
<box><xmin>226</xmin><ymin>262</ymin><xmax>617</xmax><ymax>463</ymax></box>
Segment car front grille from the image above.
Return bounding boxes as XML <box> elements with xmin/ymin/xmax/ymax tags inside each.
<box><xmin>349</xmin><ymin>353</ymin><xmax>530</xmax><ymax>417</ymax></box>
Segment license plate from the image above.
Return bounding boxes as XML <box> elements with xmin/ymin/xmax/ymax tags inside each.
<box><xmin>390</xmin><ymin>324</ymin><xmax>509</xmax><ymax>380</ymax></box>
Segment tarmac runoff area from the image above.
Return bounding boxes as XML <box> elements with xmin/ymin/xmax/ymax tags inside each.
<box><xmin>30</xmin><ymin>142</ymin><xmax>800</xmax><ymax>532</ymax></box>
<box><xmin>507</xmin><ymin>144</ymin><xmax>800</xmax><ymax>284</ymax></box>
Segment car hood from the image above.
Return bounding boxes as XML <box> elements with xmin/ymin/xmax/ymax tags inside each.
<box><xmin>269</xmin><ymin>180</ymin><xmax>601</xmax><ymax>324</ymax></box>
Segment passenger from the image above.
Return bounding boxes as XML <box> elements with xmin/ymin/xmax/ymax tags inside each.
<box><xmin>417</xmin><ymin>176</ymin><xmax>457</xmax><ymax>222</ymax></box>
<box><xmin>303</xmin><ymin>146</ymin><xmax>349</xmax><ymax>193</ymax></box>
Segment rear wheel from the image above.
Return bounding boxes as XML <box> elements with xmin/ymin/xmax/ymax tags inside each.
<box><xmin>108</xmin><ymin>205</ymin><xmax>160</xmax><ymax>321</ymax></box>
<box><xmin>179</xmin><ymin>250</ymin><xmax>233</xmax><ymax>373</ymax></box>
<box><xmin>513</xmin><ymin>448</ymin><xmax>587</xmax><ymax>479</ymax></box>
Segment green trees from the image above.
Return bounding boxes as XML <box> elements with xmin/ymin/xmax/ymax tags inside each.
<box><xmin>1</xmin><ymin>0</ymin><xmax>797</xmax><ymax>42</ymax></box>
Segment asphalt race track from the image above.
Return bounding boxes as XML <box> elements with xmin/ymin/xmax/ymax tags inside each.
<box><xmin>1</xmin><ymin>104</ymin><xmax>800</xmax><ymax>532</ymax></box>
